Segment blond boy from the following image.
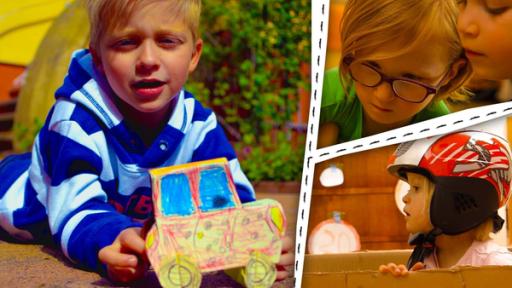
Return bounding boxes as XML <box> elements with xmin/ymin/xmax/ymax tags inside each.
<box><xmin>0</xmin><ymin>0</ymin><xmax>292</xmax><ymax>283</ymax></box>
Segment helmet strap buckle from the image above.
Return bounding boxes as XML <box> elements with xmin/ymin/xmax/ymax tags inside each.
<box><xmin>406</xmin><ymin>228</ymin><xmax>442</xmax><ymax>270</ymax></box>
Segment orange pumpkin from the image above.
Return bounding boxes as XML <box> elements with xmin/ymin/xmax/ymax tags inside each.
<box><xmin>308</xmin><ymin>212</ymin><xmax>361</xmax><ymax>254</ymax></box>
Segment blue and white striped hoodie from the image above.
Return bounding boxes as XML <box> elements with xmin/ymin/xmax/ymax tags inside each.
<box><xmin>0</xmin><ymin>49</ymin><xmax>255</xmax><ymax>272</ymax></box>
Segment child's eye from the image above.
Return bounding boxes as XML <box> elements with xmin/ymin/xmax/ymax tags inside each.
<box><xmin>158</xmin><ymin>37</ymin><xmax>182</xmax><ymax>48</ymax></box>
<box><xmin>113</xmin><ymin>39</ymin><xmax>138</xmax><ymax>50</ymax></box>
<box><xmin>456</xmin><ymin>0</ymin><xmax>467</xmax><ymax>6</ymax></box>
<box><xmin>485</xmin><ymin>0</ymin><xmax>511</xmax><ymax>14</ymax></box>
<box><xmin>486</xmin><ymin>6</ymin><xmax>509</xmax><ymax>15</ymax></box>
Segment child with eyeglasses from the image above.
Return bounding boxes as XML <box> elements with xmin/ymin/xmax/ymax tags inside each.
<box><xmin>318</xmin><ymin>0</ymin><xmax>472</xmax><ymax>147</ymax></box>
<box><xmin>457</xmin><ymin>0</ymin><xmax>512</xmax><ymax>80</ymax></box>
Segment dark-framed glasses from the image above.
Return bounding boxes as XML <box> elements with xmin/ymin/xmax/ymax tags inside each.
<box><xmin>343</xmin><ymin>57</ymin><xmax>443</xmax><ymax>103</ymax></box>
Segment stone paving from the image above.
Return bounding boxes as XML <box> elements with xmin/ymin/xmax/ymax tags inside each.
<box><xmin>0</xmin><ymin>191</ymin><xmax>298</xmax><ymax>287</ymax></box>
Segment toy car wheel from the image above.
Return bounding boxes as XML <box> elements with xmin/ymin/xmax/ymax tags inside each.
<box><xmin>158</xmin><ymin>255</ymin><xmax>201</xmax><ymax>288</ymax></box>
<box><xmin>244</xmin><ymin>251</ymin><xmax>276</xmax><ymax>288</ymax></box>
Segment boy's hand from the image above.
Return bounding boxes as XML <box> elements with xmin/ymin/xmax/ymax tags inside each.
<box><xmin>378</xmin><ymin>262</ymin><xmax>425</xmax><ymax>277</ymax></box>
<box><xmin>276</xmin><ymin>235</ymin><xmax>294</xmax><ymax>281</ymax></box>
<box><xmin>98</xmin><ymin>227</ymin><xmax>149</xmax><ymax>283</ymax></box>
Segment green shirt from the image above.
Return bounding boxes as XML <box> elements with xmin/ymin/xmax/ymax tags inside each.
<box><xmin>320</xmin><ymin>68</ymin><xmax>450</xmax><ymax>143</ymax></box>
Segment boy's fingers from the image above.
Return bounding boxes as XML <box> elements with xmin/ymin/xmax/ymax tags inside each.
<box><xmin>277</xmin><ymin>251</ymin><xmax>295</xmax><ymax>267</ymax></box>
<box><xmin>119</xmin><ymin>228</ymin><xmax>146</xmax><ymax>255</ymax></box>
<box><xmin>281</xmin><ymin>236</ymin><xmax>294</xmax><ymax>252</ymax></box>
<box><xmin>99</xmin><ymin>247</ymin><xmax>138</xmax><ymax>268</ymax></box>
<box><xmin>276</xmin><ymin>269</ymin><xmax>289</xmax><ymax>281</ymax></box>
<box><xmin>107</xmin><ymin>266</ymin><xmax>140</xmax><ymax>283</ymax></box>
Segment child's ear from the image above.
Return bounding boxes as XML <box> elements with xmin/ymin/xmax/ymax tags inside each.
<box><xmin>89</xmin><ymin>45</ymin><xmax>104</xmax><ymax>73</ymax></box>
<box><xmin>441</xmin><ymin>58</ymin><xmax>468</xmax><ymax>86</ymax></box>
<box><xmin>188</xmin><ymin>38</ymin><xmax>203</xmax><ymax>73</ymax></box>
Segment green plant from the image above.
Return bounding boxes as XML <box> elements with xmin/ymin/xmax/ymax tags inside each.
<box><xmin>186</xmin><ymin>0</ymin><xmax>310</xmax><ymax>181</ymax></box>
<box><xmin>13</xmin><ymin>118</ymin><xmax>44</xmax><ymax>152</ymax></box>
<box><xmin>239</xmin><ymin>131</ymin><xmax>305</xmax><ymax>181</ymax></box>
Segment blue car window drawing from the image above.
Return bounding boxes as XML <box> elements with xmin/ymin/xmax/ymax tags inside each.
<box><xmin>160</xmin><ymin>173</ymin><xmax>195</xmax><ymax>216</ymax></box>
<box><xmin>198</xmin><ymin>166</ymin><xmax>236</xmax><ymax>212</ymax></box>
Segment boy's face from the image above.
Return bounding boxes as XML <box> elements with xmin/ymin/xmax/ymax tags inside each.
<box><xmin>402</xmin><ymin>173</ymin><xmax>433</xmax><ymax>234</ymax></box>
<box><xmin>353</xmin><ymin>39</ymin><xmax>455</xmax><ymax>132</ymax></box>
<box><xmin>457</xmin><ymin>0</ymin><xmax>512</xmax><ymax>79</ymax></box>
<box><xmin>93</xmin><ymin>1</ymin><xmax>202</xmax><ymax>117</ymax></box>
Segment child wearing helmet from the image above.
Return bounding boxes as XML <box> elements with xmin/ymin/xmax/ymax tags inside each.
<box><xmin>381</xmin><ymin>131</ymin><xmax>512</xmax><ymax>275</ymax></box>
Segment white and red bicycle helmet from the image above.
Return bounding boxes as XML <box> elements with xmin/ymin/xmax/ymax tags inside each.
<box><xmin>388</xmin><ymin>130</ymin><xmax>512</xmax><ymax>235</ymax></box>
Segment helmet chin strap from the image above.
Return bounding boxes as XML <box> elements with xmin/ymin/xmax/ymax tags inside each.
<box><xmin>406</xmin><ymin>228</ymin><xmax>442</xmax><ymax>270</ymax></box>
<box><xmin>406</xmin><ymin>213</ymin><xmax>504</xmax><ymax>270</ymax></box>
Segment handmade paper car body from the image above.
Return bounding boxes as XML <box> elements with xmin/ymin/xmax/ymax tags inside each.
<box><xmin>146</xmin><ymin>158</ymin><xmax>286</xmax><ymax>288</ymax></box>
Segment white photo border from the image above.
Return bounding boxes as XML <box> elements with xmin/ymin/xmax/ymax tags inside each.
<box><xmin>294</xmin><ymin>1</ymin><xmax>512</xmax><ymax>287</ymax></box>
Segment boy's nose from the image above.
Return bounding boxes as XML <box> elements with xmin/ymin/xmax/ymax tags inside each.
<box><xmin>136</xmin><ymin>42</ymin><xmax>159</xmax><ymax>74</ymax></box>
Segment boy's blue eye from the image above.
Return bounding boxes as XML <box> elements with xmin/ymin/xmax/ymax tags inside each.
<box><xmin>159</xmin><ymin>38</ymin><xmax>181</xmax><ymax>47</ymax></box>
<box><xmin>115</xmin><ymin>39</ymin><xmax>137</xmax><ymax>48</ymax></box>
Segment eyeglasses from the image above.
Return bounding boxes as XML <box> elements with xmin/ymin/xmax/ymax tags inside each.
<box><xmin>343</xmin><ymin>57</ymin><xmax>443</xmax><ymax>103</ymax></box>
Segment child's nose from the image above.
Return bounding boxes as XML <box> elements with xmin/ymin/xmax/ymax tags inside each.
<box><xmin>458</xmin><ymin>21</ymin><xmax>479</xmax><ymax>38</ymax></box>
<box><xmin>136</xmin><ymin>42</ymin><xmax>159</xmax><ymax>74</ymax></box>
<box><xmin>457</xmin><ymin>7</ymin><xmax>479</xmax><ymax>38</ymax></box>
<box><xmin>402</xmin><ymin>193</ymin><xmax>410</xmax><ymax>204</ymax></box>
<box><xmin>373</xmin><ymin>81</ymin><xmax>395</xmax><ymax>102</ymax></box>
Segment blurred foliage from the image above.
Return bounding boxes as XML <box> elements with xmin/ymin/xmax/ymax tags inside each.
<box><xmin>240</xmin><ymin>133</ymin><xmax>306</xmax><ymax>182</ymax></box>
<box><xmin>186</xmin><ymin>0</ymin><xmax>311</xmax><ymax>181</ymax></box>
<box><xmin>13</xmin><ymin>118</ymin><xmax>44</xmax><ymax>152</ymax></box>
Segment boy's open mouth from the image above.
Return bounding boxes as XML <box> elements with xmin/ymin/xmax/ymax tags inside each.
<box><xmin>132</xmin><ymin>79</ymin><xmax>166</xmax><ymax>89</ymax></box>
<box><xmin>131</xmin><ymin>79</ymin><xmax>166</xmax><ymax>98</ymax></box>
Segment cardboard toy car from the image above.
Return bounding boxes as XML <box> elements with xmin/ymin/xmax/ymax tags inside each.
<box><xmin>146</xmin><ymin>158</ymin><xmax>286</xmax><ymax>288</ymax></box>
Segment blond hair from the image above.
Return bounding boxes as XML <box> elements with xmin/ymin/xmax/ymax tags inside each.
<box><xmin>406</xmin><ymin>172</ymin><xmax>494</xmax><ymax>241</ymax></box>
<box><xmin>340</xmin><ymin>0</ymin><xmax>471</xmax><ymax>102</ymax></box>
<box><xmin>473</xmin><ymin>218</ymin><xmax>494</xmax><ymax>241</ymax></box>
<box><xmin>87</xmin><ymin>0</ymin><xmax>201</xmax><ymax>54</ymax></box>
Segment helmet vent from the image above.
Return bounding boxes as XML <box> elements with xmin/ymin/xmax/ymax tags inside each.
<box><xmin>395</xmin><ymin>141</ymin><xmax>415</xmax><ymax>157</ymax></box>
<box><xmin>454</xmin><ymin>193</ymin><xmax>478</xmax><ymax>214</ymax></box>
